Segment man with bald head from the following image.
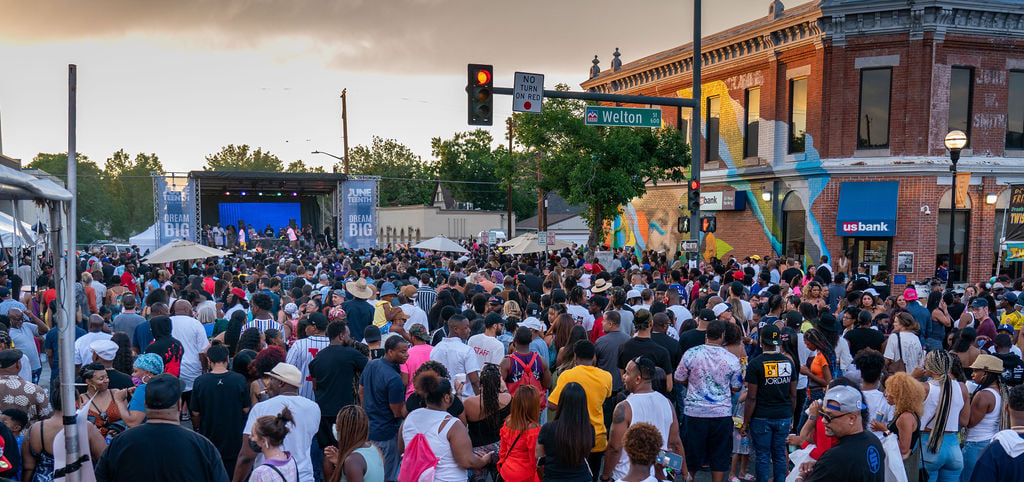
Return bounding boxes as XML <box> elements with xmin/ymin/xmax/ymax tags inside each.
<box><xmin>170</xmin><ymin>299</ymin><xmax>210</xmax><ymax>420</ymax></box>
<box><xmin>74</xmin><ymin>314</ymin><xmax>112</xmax><ymax>374</ymax></box>
<box><xmin>7</xmin><ymin>307</ymin><xmax>47</xmax><ymax>384</ymax></box>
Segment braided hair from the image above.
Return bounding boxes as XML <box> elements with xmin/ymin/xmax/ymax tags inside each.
<box><xmin>923</xmin><ymin>350</ymin><xmax>955</xmax><ymax>453</ymax></box>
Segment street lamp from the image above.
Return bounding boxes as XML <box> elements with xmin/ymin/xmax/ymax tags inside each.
<box><xmin>944</xmin><ymin>130</ymin><xmax>967</xmax><ymax>289</ymax></box>
<box><xmin>311</xmin><ymin>150</ymin><xmax>346</xmax><ymax>173</ymax></box>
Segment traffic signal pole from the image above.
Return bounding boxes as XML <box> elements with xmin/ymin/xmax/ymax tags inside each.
<box><xmin>690</xmin><ymin>0</ymin><xmax>702</xmax><ymax>243</ymax></box>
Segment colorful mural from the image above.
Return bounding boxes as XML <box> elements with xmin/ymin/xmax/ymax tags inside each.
<box><xmin>603</xmin><ymin>79</ymin><xmax>833</xmax><ymax>265</ymax></box>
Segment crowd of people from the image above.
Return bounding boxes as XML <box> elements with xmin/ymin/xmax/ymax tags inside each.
<box><xmin>0</xmin><ymin>242</ymin><xmax>1021</xmax><ymax>481</ymax></box>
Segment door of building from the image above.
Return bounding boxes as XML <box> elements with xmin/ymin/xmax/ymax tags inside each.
<box><xmin>843</xmin><ymin>237</ymin><xmax>892</xmax><ymax>277</ymax></box>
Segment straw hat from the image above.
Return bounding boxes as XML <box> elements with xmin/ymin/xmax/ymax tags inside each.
<box><xmin>346</xmin><ymin>278</ymin><xmax>374</xmax><ymax>299</ymax></box>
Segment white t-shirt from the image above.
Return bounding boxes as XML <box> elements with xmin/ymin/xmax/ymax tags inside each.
<box><xmin>566</xmin><ymin>304</ymin><xmax>595</xmax><ymax>331</ymax></box>
<box><xmin>73</xmin><ymin>332</ymin><xmax>112</xmax><ymax>366</ymax></box>
<box><xmin>883</xmin><ymin>332</ymin><xmax>924</xmax><ymax>371</ymax></box>
<box><xmin>244</xmin><ymin>395</ymin><xmax>321</xmax><ymax>482</ymax></box>
<box><xmin>467</xmin><ymin>333</ymin><xmax>505</xmax><ymax>367</ymax></box>
<box><xmin>796</xmin><ymin>333</ymin><xmax>810</xmax><ymax>389</ymax></box>
<box><xmin>286</xmin><ymin>335</ymin><xmax>331</xmax><ymax>400</ymax></box>
<box><xmin>667</xmin><ymin>305</ymin><xmax>694</xmax><ymax>330</ymax></box>
<box><xmin>862</xmin><ymin>388</ymin><xmax>894</xmax><ymax>441</ymax></box>
<box><xmin>400</xmin><ymin>303</ymin><xmax>429</xmax><ymax>332</ymax></box>
<box><xmin>430</xmin><ymin>337</ymin><xmax>482</xmax><ymax>396</ymax></box>
<box><xmin>170</xmin><ymin>315</ymin><xmax>211</xmax><ymax>390</ymax></box>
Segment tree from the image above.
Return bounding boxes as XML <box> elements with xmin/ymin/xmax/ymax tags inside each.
<box><xmin>348</xmin><ymin>136</ymin><xmax>437</xmax><ymax>206</ymax></box>
<box><xmin>514</xmin><ymin>84</ymin><xmax>691</xmax><ymax>251</ymax></box>
<box><xmin>430</xmin><ymin>130</ymin><xmax>534</xmax><ymax>218</ymax></box>
<box><xmin>284</xmin><ymin>159</ymin><xmax>326</xmax><ymax>173</ymax></box>
<box><xmin>203</xmin><ymin>144</ymin><xmax>284</xmax><ymax>171</ymax></box>
<box><xmin>103</xmin><ymin>149</ymin><xmax>164</xmax><ymax>240</ymax></box>
<box><xmin>26</xmin><ymin>153</ymin><xmax>108</xmax><ymax>242</ymax></box>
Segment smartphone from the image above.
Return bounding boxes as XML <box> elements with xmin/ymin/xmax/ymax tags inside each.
<box><xmin>658</xmin><ymin>451</ymin><xmax>684</xmax><ymax>471</ymax></box>
<box><xmin>977</xmin><ymin>339</ymin><xmax>986</xmax><ymax>348</ymax></box>
<box><xmin>874</xmin><ymin>411</ymin><xmax>885</xmax><ymax>423</ymax></box>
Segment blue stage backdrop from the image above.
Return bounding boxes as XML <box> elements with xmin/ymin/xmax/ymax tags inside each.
<box><xmin>218</xmin><ymin>203</ymin><xmax>301</xmax><ymax>232</ymax></box>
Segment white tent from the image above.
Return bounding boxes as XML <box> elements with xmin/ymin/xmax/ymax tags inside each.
<box><xmin>129</xmin><ymin>224</ymin><xmax>160</xmax><ymax>255</ymax></box>
<box><xmin>412</xmin><ymin>235</ymin><xmax>469</xmax><ymax>253</ymax></box>
<box><xmin>0</xmin><ymin>211</ymin><xmax>39</xmax><ymax>247</ymax></box>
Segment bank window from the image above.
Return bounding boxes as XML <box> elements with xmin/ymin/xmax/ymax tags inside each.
<box><xmin>745</xmin><ymin>87</ymin><xmax>760</xmax><ymax>158</ymax></box>
<box><xmin>1009</xmin><ymin>71</ymin><xmax>1024</xmax><ymax>149</ymax></box>
<box><xmin>788</xmin><ymin>79</ymin><xmax>806</xmax><ymax>154</ymax></box>
<box><xmin>948</xmin><ymin>67</ymin><xmax>973</xmax><ymax>147</ymax></box>
<box><xmin>706</xmin><ymin>95</ymin><xmax>721</xmax><ymax>164</ymax></box>
<box><xmin>857</xmin><ymin>68</ymin><xmax>892</xmax><ymax>149</ymax></box>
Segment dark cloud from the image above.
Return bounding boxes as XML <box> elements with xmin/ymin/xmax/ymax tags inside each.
<box><xmin>1</xmin><ymin>0</ymin><xmax>770</xmax><ymax>76</ymax></box>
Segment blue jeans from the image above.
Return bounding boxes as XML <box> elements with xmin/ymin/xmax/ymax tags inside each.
<box><xmin>797</xmin><ymin>387</ymin><xmax>824</xmax><ymax>432</ymax></box>
<box><xmin>31</xmin><ymin>367</ymin><xmax>41</xmax><ymax>385</ymax></box>
<box><xmin>750</xmin><ymin>417</ymin><xmax>791</xmax><ymax>482</ymax></box>
<box><xmin>921</xmin><ymin>432</ymin><xmax>963</xmax><ymax>482</ymax></box>
<box><xmin>960</xmin><ymin>440</ymin><xmax>988</xmax><ymax>482</ymax></box>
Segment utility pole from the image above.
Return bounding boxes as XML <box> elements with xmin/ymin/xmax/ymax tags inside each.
<box><xmin>689</xmin><ymin>0</ymin><xmax>702</xmax><ymax>243</ymax></box>
<box><xmin>340</xmin><ymin>89</ymin><xmax>350</xmax><ymax>174</ymax></box>
<box><xmin>506</xmin><ymin>117</ymin><xmax>514</xmax><ymax>237</ymax></box>
<box><xmin>62</xmin><ymin>63</ymin><xmax>81</xmax><ymax>482</ymax></box>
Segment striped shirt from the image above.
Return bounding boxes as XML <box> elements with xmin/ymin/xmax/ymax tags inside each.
<box><xmin>243</xmin><ymin>318</ymin><xmax>283</xmax><ymax>334</ymax></box>
<box><xmin>287</xmin><ymin>335</ymin><xmax>332</xmax><ymax>400</ymax></box>
<box><xmin>416</xmin><ymin>285</ymin><xmax>437</xmax><ymax>313</ymax></box>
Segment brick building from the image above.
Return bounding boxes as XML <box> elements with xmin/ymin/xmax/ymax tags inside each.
<box><xmin>581</xmin><ymin>0</ymin><xmax>1024</xmax><ymax>287</ymax></box>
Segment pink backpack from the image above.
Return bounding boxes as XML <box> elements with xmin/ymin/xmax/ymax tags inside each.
<box><xmin>398</xmin><ymin>416</ymin><xmax>453</xmax><ymax>482</ymax></box>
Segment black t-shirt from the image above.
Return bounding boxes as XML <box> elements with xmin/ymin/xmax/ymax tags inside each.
<box><xmin>0</xmin><ymin>421</ymin><xmax>19</xmax><ymax>478</ymax></box>
<box><xmin>651</xmin><ymin>332</ymin><xmax>683</xmax><ymax>369</ymax></box>
<box><xmin>617</xmin><ymin>337</ymin><xmax>672</xmax><ymax>376</ymax></box>
<box><xmin>745</xmin><ymin>352</ymin><xmax>795</xmax><ymax>419</ymax></box>
<box><xmin>678</xmin><ymin>328</ymin><xmax>706</xmax><ymax>357</ymax></box>
<box><xmin>844</xmin><ymin>328</ymin><xmax>886</xmax><ymax>357</ymax></box>
<box><xmin>994</xmin><ymin>352</ymin><xmax>1024</xmax><ymax>386</ymax></box>
<box><xmin>538</xmin><ymin>419</ymin><xmax>594</xmax><ymax>482</ymax></box>
<box><xmin>308</xmin><ymin>344</ymin><xmax>368</xmax><ymax>417</ymax></box>
<box><xmin>805</xmin><ymin>431</ymin><xmax>885</xmax><ymax>482</ymax></box>
<box><xmin>189</xmin><ymin>371</ymin><xmax>250</xmax><ymax>465</ymax></box>
<box><xmin>406</xmin><ymin>392</ymin><xmax>465</xmax><ymax>418</ymax></box>
<box><xmin>107</xmin><ymin>369</ymin><xmax>134</xmax><ymax>391</ymax></box>
<box><xmin>94</xmin><ymin>423</ymin><xmax>230</xmax><ymax>482</ymax></box>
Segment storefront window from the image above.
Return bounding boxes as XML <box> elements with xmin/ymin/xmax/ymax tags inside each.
<box><xmin>937</xmin><ymin>210</ymin><xmax>970</xmax><ymax>283</ymax></box>
<box><xmin>948</xmin><ymin>67</ymin><xmax>974</xmax><ymax>147</ymax></box>
<box><xmin>843</xmin><ymin>238</ymin><xmax>892</xmax><ymax>276</ymax></box>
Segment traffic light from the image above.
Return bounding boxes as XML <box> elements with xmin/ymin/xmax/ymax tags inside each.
<box><xmin>687</xmin><ymin>179</ymin><xmax>701</xmax><ymax>211</ymax></box>
<box><xmin>677</xmin><ymin>216</ymin><xmax>690</xmax><ymax>234</ymax></box>
<box><xmin>467</xmin><ymin>64</ymin><xmax>493</xmax><ymax>125</ymax></box>
<box><xmin>701</xmin><ymin>215</ymin><xmax>717</xmax><ymax>233</ymax></box>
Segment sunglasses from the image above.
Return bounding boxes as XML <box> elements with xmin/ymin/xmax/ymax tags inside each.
<box><xmin>821</xmin><ymin>410</ymin><xmax>852</xmax><ymax>424</ymax></box>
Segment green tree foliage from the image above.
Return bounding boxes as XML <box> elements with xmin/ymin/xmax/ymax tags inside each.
<box><xmin>430</xmin><ymin>130</ymin><xmax>534</xmax><ymax>219</ymax></box>
<box><xmin>348</xmin><ymin>136</ymin><xmax>437</xmax><ymax>207</ymax></box>
<box><xmin>102</xmin><ymin>150</ymin><xmax>164</xmax><ymax>240</ymax></box>
<box><xmin>514</xmin><ymin>84</ymin><xmax>691</xmax><ymax>250</ymax></box>
<box><xmin>284</xmin><ymin>159</ymin><xmax>326</xmax><ymax>173</ymax></box>
<box><xmin>26</xmin><ymin>153</ymin><xmax>108</xmax><ymax>242</ymax></box>
<box><xmin>203</xmin><ymin>144</ymin><xmax>284</xmax><ymax>171</ymax></box>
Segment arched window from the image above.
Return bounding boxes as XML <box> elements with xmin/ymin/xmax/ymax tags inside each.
<box><xmin>937</xmin><ymin>188</ymin><xmax>971</xmax><ymax>283</ymax></box>
<box><xmin>782</xmin><ymin>191</ymin><xmax>806</xmax><ymax>260</ymax></box>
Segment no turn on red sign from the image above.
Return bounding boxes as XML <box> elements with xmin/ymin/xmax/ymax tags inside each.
<box><xmin>513</xmin><ymin>72</ymin><xmax>543</xmax><ymax>113</ymax></box>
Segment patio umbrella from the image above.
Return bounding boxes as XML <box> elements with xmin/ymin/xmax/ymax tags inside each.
<box><xmin>503</xmin><ymin>233</ymin><xmax>572</xmax><ymax>255</ymax></box>
<box><xmin>142</xmin><ymin>239</ymin><xmax>232</xmax><ymax>264</ymax></box>
<box><xmin>498</xmin><ymin>233</ymin><xmax>530</xmax><ymax>248</ymax></box>
<box><xmin>412</xmin><ymin>235</ymin><xmax>469</xmax><ymax>254</ymax></box>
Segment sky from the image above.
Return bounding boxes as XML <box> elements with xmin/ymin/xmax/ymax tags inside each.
<box><xmin>0</xmin><ymin>0</ymin><xmax>778</xmax><ymax>172</ymax></box>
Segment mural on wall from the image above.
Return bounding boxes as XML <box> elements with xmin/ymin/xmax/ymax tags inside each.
<box><xmin>602</xmin><ymin>204</ymin><xmax>666</xmax><ymax>257</ymax></box>
<box><xmin>603</xmin><ymin>79</ymin><xmax>834</xmax><ymax>264</ymax></box>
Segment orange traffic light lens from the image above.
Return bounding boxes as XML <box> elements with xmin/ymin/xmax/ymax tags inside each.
<box><xmin>476</xmin><ymin>69</ymin><xmax>492</xmax><ymax>85</ymax></box>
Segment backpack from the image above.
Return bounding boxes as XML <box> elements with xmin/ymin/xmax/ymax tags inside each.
<box><xmin>397</xmin><ymin>415</ymin><xmax>454</xmax><ymax>482</ymax></box>
<box><xmin>507</xmin><ymin>352</ymin><xmax>546</xmax><ymax>409</ymax></box>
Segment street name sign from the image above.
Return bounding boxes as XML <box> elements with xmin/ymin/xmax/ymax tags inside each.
<box><xmin>513</xmin><ymin>72</ymin><xmax>544</xmax><ymax>113</ymax></box>
<box><xmin>584</xmin><ymin>106</ymin><xmax>662</xmax><ymax>128</ymax></box>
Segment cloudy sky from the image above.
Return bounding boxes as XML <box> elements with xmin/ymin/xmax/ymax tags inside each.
<box><xmin>0</xmin><ymin>0</ymin><xmax>778</xmax><ymax>171</ymax></box>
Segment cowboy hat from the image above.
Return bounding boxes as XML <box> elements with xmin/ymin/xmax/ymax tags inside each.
<box><xmin>591</xmin><ymin>278</ymin><xmax>611</xmax><ymax>294</ymax></box>
<box><xmin>346</xmin><ymin>278</ymin><xmax>374</xmax><ymax>300</ymax></box>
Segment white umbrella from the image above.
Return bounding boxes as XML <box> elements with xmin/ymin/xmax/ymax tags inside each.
<box><xmin>503</xmin><ymin>233</ymin><xmax>572</xmax><ymax>255</ymax></box>
<box><xmin>498</xmin><ymin>233</ymin><xmax>530</xmax><ymax>248</ymax></box>
<box><xmin>412</xmin><ymin>235</ymin><xmax>469</xmax><ymax>254</ymax></box>
<box><xmin>142</xmin><ymin>239</ymin><xmax>232</xmax><ymax>264</ymax></box>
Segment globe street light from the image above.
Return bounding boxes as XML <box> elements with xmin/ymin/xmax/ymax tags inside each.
<box><xmin>943</xmin><ymin>130</ymin><xmax>967</xmax><ymax>289</ymax></box>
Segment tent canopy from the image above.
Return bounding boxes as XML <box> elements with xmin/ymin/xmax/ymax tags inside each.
<box><xmin>412</xmin><ymin>235</ymin><xmax>469</xmax><ymax>253</ymax></box>
<box><xmin>0</xmin><ymin>164</ymin><xmax>73</xmax><ymax>202</ymax></box>
<box><xmin>142</xmin><ymin>239</ymin><xmax>231</xmax><ymax>264</ymax></box>
<box><xmin>129</xmin><ymin>224</ymin><xmax>160</xmax><ymax>255</ymax></box>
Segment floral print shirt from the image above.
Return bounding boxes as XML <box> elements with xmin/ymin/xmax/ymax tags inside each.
<box><xmin>674</xmin><ymin>344</ymin><xmax>743</xmax><ymax>418</ymax></box>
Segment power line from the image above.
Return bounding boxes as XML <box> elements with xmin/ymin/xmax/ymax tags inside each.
<box><xmin>43</xmin><ymin>173</ymin><xmax>504</xmax><ymax>185</ymax></box>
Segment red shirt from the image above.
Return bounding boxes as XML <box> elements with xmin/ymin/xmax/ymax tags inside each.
<box><xmin>589</xmin><ymin>316</ymin><xmax>606</xmax><ymax>343</ymax></box>
<box><xmin>120</xmin><ymin>272</ymin><xmax>137</xmax><ymax>295</ymax></box>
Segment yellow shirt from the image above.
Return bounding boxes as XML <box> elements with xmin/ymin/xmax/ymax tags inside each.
<box><xmin>1002</xmin><ymin>310</ymin><xmax>1024</xmax><ymax>333</ymax></box>
<box><xmin>547</xmin><ymin>364</ymin><xmax>613</xmax><ymax>452</ymax></box>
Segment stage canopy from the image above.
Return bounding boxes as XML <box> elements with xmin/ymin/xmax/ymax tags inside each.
<box><xmin>188</xmin><ymin>170</ymin><xmax>348</xmax><ymax>195</ymax></box>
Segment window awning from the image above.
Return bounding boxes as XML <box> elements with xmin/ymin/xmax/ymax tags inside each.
<box><xmin>836</xmin><ymin>181</ymin><xmax>898</xmax><ymax>237</ymax></box>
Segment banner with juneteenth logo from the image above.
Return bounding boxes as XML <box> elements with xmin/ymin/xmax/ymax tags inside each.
<box><xmin>1006</xmin><ymin>185</ymin><xmax>1024</xmax><ymax>243</ymax></box>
